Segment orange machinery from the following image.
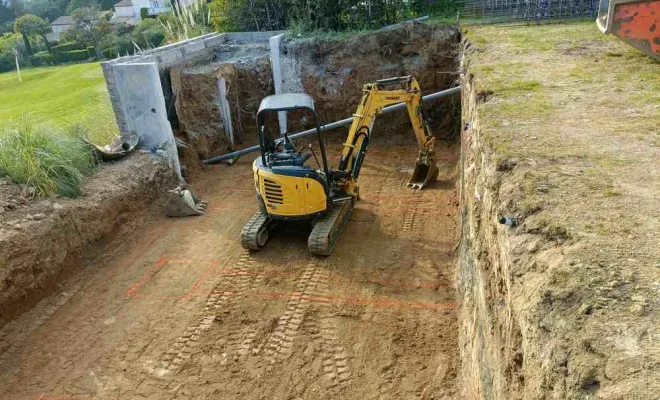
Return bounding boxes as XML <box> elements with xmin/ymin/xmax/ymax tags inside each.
<box><xmin>597</xmin><ymin>0</ymin><xmax>660</xmax><ymax>59</ymax></box>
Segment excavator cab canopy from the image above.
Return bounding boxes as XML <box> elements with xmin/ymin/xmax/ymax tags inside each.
<box><xmin>256</xmin><ymin>93</ymin><xmax>330</xmax><ymax>178</ymax></box>
<box><xmin>597</xmin><ymin>0</ymin><xmax>660</xmax><ymax>59</ymax></box>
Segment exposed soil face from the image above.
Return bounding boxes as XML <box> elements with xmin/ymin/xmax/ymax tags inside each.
<box><xmin>0</xmin><ymin>155</ymin><xmax>176</xmax><ymax>328</ymax></box>
<box><xmin>282</xmin><ymin>23</ymin><xmax>461</xmax><ymax>143</ymax></box>
<box><xmin>0</xmin><ymin>143</ymin><xmax>461</xmax><ymax>400</ymax></box>
<box><xmin>173</xmin><ymin>23</ymin><xmax>461</xmax><ymax>174</ymax></box>
<box><xmin>459</xmin><ymin>23</ymin><xmax>660</xmax><ymax>399</ymax></box>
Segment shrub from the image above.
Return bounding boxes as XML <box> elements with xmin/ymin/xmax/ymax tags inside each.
<box><xmin>102</xmin><ymin>47</ymin><xmax>116</xmax><ymax>59</ymax></box>
<box><xmin>51</xmin><ymin>41</ymin><xmax>78</xmax><ymax>54</ymax></box>
<box><xmin>54</xmin><ymin>51</ymin><xmax>70</xmax><ymax>63</ymax></box>
<box><xmin>0</xmin><ymin>53</ymin><xmax>14</xmax><ymax>72</ymax></box>
<box><xmin>67</xmin><ymin>49</ymin><xmax>90</xmax><ymax>62</ymax></box>
<box><xmin>29</xmin><ymin>51</ymin><xmax>55</xmax><ymax>66</ymax></box>
<box><xmin>0</xmin><ymin>119</ymin><xmax>97</xmax><ymax>197</ymax></box>
<box><xmin>140</xmin><ymin>7</ymin><xmax>149</xmax><ymax>20</ymax></box>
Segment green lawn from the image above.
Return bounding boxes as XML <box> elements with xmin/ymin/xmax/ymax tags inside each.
<box><xmin>0</xmin><ymin>63</ymin><xmax>119</xmax><ymax>144</ymax></box>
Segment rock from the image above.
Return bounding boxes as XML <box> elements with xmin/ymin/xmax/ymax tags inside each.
<box><xmin>577</xmin><ymin>303</ymin><xmax>593</xmax><ymax>315</ymax></box>
<box><xmin>630</xmin><ymin>303</ymin><xmax>646</xmax><ymax>317</ymax></box>
<box><xmin>32</xmin><ymin>213</ymin><xmax>47</xmax><ymax>221</ymax></box>
<box><xmin>631</xmin><ymin>295</ymin><xmax>647</xmax><ymax>304</ymax></box>
<box><xmin>52</xmin><ymin>203</ymin><xmax>63</xmax><ymax>211</ymax></box>
<box><xmin>526</xmin><ymin>240</ymin><xmax>539</xmax><ymax>253</ymax></box>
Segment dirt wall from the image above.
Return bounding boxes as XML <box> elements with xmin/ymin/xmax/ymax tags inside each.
<box><xmin>458</xmin><ymin>71</ymin><xmax>524</xmax><ymax>399</ymax></box>
<box><xmin>172</xmin><ymin>43</ymin><xmax>273</xmax><ymax>165</ymax></box>
<box><xmin>0</xmin><ymin>155</ymin><xmax>176</xmax><ymax>328</ymax></box>
<box><xmin>281</xmin><ymin>23</ymin><xmax>461</xmax><ymax>143</ymax></box>
<box><xmin>457</xmin><ymin>28</ymin><xmax>660</xmax><ymax>398</ymax></box>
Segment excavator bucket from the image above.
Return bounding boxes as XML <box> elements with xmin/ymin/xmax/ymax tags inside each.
<box><xmin>408</xmin><ymin>160</ymin><xmax>439</xmax><ymax>190</ymax></box>
<box><xmin>164</xmin><ymin>186</ymin><xmax>208</xmax><ymax>217</ymax></box>
<box><xmin>597</xmin><ymin>0</ymin><xmax>660</xmax><ymax>59</ymax></box>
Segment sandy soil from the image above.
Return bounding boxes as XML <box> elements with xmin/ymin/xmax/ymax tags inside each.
<box><xmin>0</xmin><ymin>143</ymin><xmax>459</xmax><ymax>400</ymax></box>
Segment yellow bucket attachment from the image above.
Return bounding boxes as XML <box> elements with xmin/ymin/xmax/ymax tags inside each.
<box><xmin>408</xmin><ymin>159</ymin><xmax>439</xmax><ymax>190</ymax></box>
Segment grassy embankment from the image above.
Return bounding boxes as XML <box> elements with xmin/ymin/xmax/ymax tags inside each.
<box><xmin>0</xmin><ymin>63</ymin><xmax>117</xmax><ymax>197</ymax></box>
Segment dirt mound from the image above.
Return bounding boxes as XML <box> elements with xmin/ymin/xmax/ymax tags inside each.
<box><xmin>171</xmin><ymin>42</ymin><xmax>273</xmax><ymax>171</ymax></box>
<box><xmin>0</xmin><ymin>154</ymin><xmax>176</xmax><ymax>328</ymax></box>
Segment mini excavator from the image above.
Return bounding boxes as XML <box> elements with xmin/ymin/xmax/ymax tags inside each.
<box><xmin>241</xmin><ymin>76</ymin><xmax>439</xmax><ymax>256</ymax></box>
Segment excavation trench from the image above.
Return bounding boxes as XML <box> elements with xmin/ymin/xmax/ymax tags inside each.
<box><xmin>1</xmin><ymin>22</ymin><xmax>644</xmax><ymax>400</ymax></box>
<box><xmin>0</xmin><ymin>24</ymin><xmax>482</xmax><ymax>400</ymax></box>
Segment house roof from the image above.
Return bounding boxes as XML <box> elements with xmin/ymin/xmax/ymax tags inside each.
<box><xmin>114</xmin><ymin>0</ymin><xmax>133</xmax><ymax>6</ymax></box>
<box><xmin>51</xmin><ymin>16</ymin><xmax>74</xmax><ymax>26</ymax></box>
<box><xmin>110</xmin><ymin>15</ymin><xmax>140</xmax><ymax>25</ymax></box>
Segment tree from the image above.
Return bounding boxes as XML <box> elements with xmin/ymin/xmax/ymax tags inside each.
<box><xmin>24</xmin><ymin>0</ymin><xmax>67</xmax><ymax>22</ymax></box>
<box><xmin>14</xmin><ymin>14</ymin><xmax>50</xmax><ymax>55</ymax></box>
<box><xmin>61</xmin><ymin>6</ymin><xmax>103</xmax><ymax>48</ymax></box>
<box><xmin>0</xmin><ymin>4</ymin><xmax>13</xmax><ymax>25</ymax></box>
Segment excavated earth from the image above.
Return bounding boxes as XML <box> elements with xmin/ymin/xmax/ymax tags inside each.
<box><xmin>0</xmin><ymin>143</ymin><xmax>461</xmax><ymax>399</ymax></box>
<box><xmin>0</xmin><ymin>23</ymin><xmax>465</xmax><ymax>400</ymax></box>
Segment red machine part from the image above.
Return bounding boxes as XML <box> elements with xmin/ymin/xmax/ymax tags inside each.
<box><xmin>597</xmin><ymin>0</ymin><xmax>660</xmax><ymax>59</ymax></box>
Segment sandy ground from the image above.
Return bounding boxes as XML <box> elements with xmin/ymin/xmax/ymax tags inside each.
<box><xmin>0</xmin><ymin>143</ymin><xmax>459</xmax><ymax>400</ymax></box>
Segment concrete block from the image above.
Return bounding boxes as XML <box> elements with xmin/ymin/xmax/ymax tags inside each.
<box><xmin>269</xmin><ymin>34</ymin><xmax>287</xmax><ymax>135</ymax></box>
<box><xmin>113</xmin><ymin>62</ymin><xmax>181</xmax><ymax>179</ymax></box>
<box><xmin>182</xmin><ymin>41</ymin><xmax>206</xmax><ymax>56</ymax></box>
<box><xmin>203</xmin><ymin>34</ymin><xmax>228</xmax><ymax>49</ymax></box>
<box><xmin>227</xmin><ymin>31</ymin><xmax>285</xmax><ymax>43</ymax></box>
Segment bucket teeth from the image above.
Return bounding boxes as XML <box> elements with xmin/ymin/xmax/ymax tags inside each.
<box><xmin>408</xmin><ymin>160</ymin><xmax>439</xmax><ymax>190</ymax></box>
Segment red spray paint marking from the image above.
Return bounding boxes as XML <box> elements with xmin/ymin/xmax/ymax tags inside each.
<box><xmin>33</xmin><ymin>396</ymin><xmax>101</xmax><ymax>400</ymax></box>
<box><xmin>164</xmin><ymin>258</ymin><xmax>455</xmax><ymax>291</ymax></box>
<box><xmin>259</xmin><ymin>291</ymin><xmax>459</xmax><ymax>311</ymax></box>
<box><xmin>126</xmin><ymin>257</ymin><xmax>168</xmax><ymax>298</ymax></box>
<box><xmin>127</xmin><ymin>257</ymin><xmax>455</xmax><ymax>301</ymax></box>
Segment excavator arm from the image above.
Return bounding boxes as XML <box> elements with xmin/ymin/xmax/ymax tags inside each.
<box><xmin>336</xmin><ymin>76</ymin><xmax>438</xmax><ymax>190</ymax></box>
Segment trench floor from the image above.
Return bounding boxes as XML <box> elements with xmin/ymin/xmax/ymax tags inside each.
<box><xmin>0</xmin><ymin>143</ymin><xmax>459</xmax><ymax>400</ymax></box>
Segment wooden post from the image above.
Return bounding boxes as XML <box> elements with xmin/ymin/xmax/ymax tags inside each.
<box><xmin>12</xmin><ymin>48</ymin><xmax>21</xmax><ymax>83</ymax></box>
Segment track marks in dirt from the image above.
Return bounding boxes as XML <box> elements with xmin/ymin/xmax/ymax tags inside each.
<box><xmin>401</xmin><ymin>192</ymin><xmax>426</xmax><ymax>236</ymax></box>
<box><xmin>307</xmin><ymin>269</ymin><xmax>352</xmax><ymax>389</ymax></box>
<box><xmin>158</xmin><ymin>250</ymin><xmax>259</xmax><ymax>374</ymax></box>
<box><xmin>317</xmin><ymin>312</ymin><xmax>352</xmax><ymax>388</ymax></box>
<box><xmin>0</xmin><ymin>282</ymin><xmax>81</xmax><ymax>374</ymax></box>
<box><xmin>263</xmin><ymin>264</ymin><xmax>326</xmax><ymax>365</ymax></box>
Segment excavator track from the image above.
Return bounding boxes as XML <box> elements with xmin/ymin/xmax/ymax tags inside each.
<box><xmin>241</xmin><ymin>211</ymin><xmax>274</xmax><ymax>251</ymax></box>
<box><xmin>308</xmin><ymin>198</ymin><xmax>355</xmax><ymax>256</ymax></box>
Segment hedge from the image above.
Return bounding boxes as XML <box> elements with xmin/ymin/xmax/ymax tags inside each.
<box><xmin>53</xmin><ymin>49</ymin><xmax>90</xmax><ymax>63</ymax></box>
<box><xmin>86</xmin><ymin>46</ymin><xmax>96</xmax><ymax>58</ymax></box>
<box><xmin>29</xmin><ymin>52</ymin><xmax>55</xmax><ymax>67</ymax></box>
<box><xmin>68</xmin><ymin>49</ymin><xmax>90</xmax><ymax>62</ymax></box>
<box><xmin>51</xmin><ymin>42</ymin><xmax>79</xmax><ymax>54</ymax></box>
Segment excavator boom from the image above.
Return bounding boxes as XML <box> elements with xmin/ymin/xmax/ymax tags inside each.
<box><xmin>337</xmin><ymin>76</ymin><xmax>439</xmax><ymax>190</ymax></box>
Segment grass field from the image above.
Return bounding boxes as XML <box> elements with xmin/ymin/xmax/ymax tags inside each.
<box><xmin>0</xmin><ymin>63</ymin><xmax>118</xmax><ymax>145</ymax></box>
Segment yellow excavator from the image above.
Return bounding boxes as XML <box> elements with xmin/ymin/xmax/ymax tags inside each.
<box><xmin>241</xmin><ymin>76</ymin><xmax>439</xmax><ymax>255</ymax></box>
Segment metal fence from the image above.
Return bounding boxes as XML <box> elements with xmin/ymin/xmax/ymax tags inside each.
<box><xmin>461</xmin><ymin>0</ymin><xmax>601</xmax><ymax>23</ymax></box>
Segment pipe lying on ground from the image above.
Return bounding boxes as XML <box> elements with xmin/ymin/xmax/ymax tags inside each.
<box><xmin>201</xmin><ymin>85</ymin><xmax>462</xmax><ymax>165</ymax></box>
